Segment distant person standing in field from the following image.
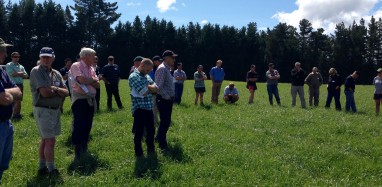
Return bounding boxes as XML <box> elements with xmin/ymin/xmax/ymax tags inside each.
<box><xmin>92</xmin><ymin>56</ymin><xmax>101</xmax><ymax>111</ymax></box>
<box><xmin>6</xmin><ymin>52</ymin><xmax>28</xmax><ymax>120</ymax></box>
<box><xmin>325</xmin><ymin>68</ymin><xmax>342</xmax><ymax>110</ymax></box>
<box><xmin>223</xmin><ymin>82</ymin><xmax>239</xmax><ymax>104</ymax></box>
<box><xmin>344</xmin><ymin>71</ymin><xmax>359</xmax><ymax>112</ymax></box>
<box><xmin>149</xmin><ymin>56</ymin><xmax>162</xmax><ymax>127</ymax></box>
<box><xmin>210</xmin><ymin>60</ymin><xmax>225</xmax><ymax>104</ymax></box>
<box><xmin>173</xmin><ymin>62</ymin><xmax>187</xmax><ymax>104</ymax></box>
<box><xmin>266</xmin><ymin>63</ymin><xmax>281</xmax><ymax>106</ymax></box>
<box><xmin>59</xmin><ymin>58</ymin><xmax>73</xmax><ymax>112</ymax></box>
<box><xmin>69</xmin><ymin>48</ymin><xmax>99</xmax><ymax>160</ymax></box>
<box><xmin>101</xmin><ymin>56</ymin><xmax>123</xmax><ymax>110</ymax></box>
<box><xmin>130</xmin><ymin>56</ymin><xmax>143</xmax><ymax>75</ymax></box>
<box><xmin>0</xmin><ymin>38</ymin><xmax>22</xmax><ymax>183</ymax></box>
<box><xmin>246</xmin><ymin>64</ymin><xmax>258</xmax><ymax>104</ymax></box>
<box><xmin>305</xmin><ymin>67</ymin><xmax>323</xmax><ymax>106</ymax></box>
<box><xmin>373</xmin><ymin>68</ymin><xmax>382</xmax><ymax>115</ymax></box>
<box><xmin>30</xmin><ymin>47</ymin><xmax>69</xmax><ymax>176</ymax></box>
<box><xmin>194</xmin><ymin>65</ymin><xmax>207</xmax><ymax>105</ymax></box>
<box><xmin>155</xmin><ymin>50</ymin><xmax>176</xmax><ymax>150</ymax></box>
<box><xmin>128</xmin><ymin>58</ymin><xmax>158</xmax><ymax>157</ymax></box>
<box><xmin>290</xmin><ymin>62</ymin><xmax>306</xmax><ymax>108</ymax></box>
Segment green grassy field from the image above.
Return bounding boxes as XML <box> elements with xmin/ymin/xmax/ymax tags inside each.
<box><xmin>2</xmin><ymin>79</ymin><xmax>382</xmax><ymax>186</ymax></box>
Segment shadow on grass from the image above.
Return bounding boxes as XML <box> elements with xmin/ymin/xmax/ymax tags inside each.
<box><xmin>162</xmin><ymin>141</ymin><xmax>192</xmax><ymax>163</ymax></box>
<box><xmin>134</xmin><ymin>153</ymin><xmax>162</xmax><ymax>179</ymax></box>
<box><xmin>26</xmin><ymin>172</ymin><xmax>64</xmax><ymax>187</ymax></box>
<box><xmin>67</xmin><ymin>151</ymin><xmax>109</xmax><ymax>176</ymax></box>
<box><xmin>175</xmin><ymin>103</ymin><xmax>190</xmax><ymax>108</ymax></box>
<box><xmin>201</xmin><ymin>104</ymin><xmax>212</xmax><ymax>110</ymax></box>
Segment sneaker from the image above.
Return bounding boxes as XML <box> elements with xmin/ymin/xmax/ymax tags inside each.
<box><xmin>37</xmin><ymin>167</ymin><xmax>49</xmax><ymax>177</ymax></box>
<box><xmin>49</xmin><ymin>169</ymin><xmax>60</xmax><ymax>178</ymax></box>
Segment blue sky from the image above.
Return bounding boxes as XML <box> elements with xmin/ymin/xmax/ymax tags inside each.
<box><xmin>10</xmin><ymin>0</ymin><xmax>382</xmax><ymax>33</ymax></box>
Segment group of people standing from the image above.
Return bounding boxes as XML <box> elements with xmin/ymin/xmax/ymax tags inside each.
<box><xmin>1</xmin><ymin>34</ymin><xmax>382</xmax><ymax>184</ymax></box>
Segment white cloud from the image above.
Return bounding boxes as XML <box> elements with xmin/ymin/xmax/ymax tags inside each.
<box><xmin>157</xmin><ymin>0</ymin><xmax>177</xmax><ymax>13</ymax></box>
<box><xmin>126</xmin><ymin>2</ymin><xmax>141</xmax><ymax>7</ymax></box>
<box><xmin>200</xmin><ymin>20</ymin><xmax>209</xmax><ymax>25</ymax></box>
<box><xmin>273</xmin><ymin>0</ymin><xmax>382</xmax><ymax>33</ymax></box>
<box><xmin>182</xmin><ymin>3</ymin><xmax>186</xmax><ymax>7</ymax></box>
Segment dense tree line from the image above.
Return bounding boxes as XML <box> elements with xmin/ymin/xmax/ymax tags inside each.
<box><xmin>1</xmin><ymin>0</ymin><xmax>382</xmax><ymax>84</ymax></box>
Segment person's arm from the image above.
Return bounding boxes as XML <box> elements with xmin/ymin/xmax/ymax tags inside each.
<box><xmin>155</xmin><ymin>68</ymin><xmax>170</xmax><ymax>99</ymax></box>
<box><xmin>183</xmin><ymin>71</ymin><xmax>187</xmax><ymax>80</ymax></box>
<box><xmin>22</xmin><ymin>67</ymin><xmax>28</xmax><ymax>78</ymax></box>
<box><xmin>101</xmin><ymin>67</ymin><xmax>111</xmax><ymax>84</ymax></box>
<box><xmin>0</xmin><ymin>87</ymin><xmax>22</xmax><ymax>106</ymax></box>
<box><xmin>304</xmin><ymin>74</ymin><xmax>311</xmax><ymax>85</ymax></box>
<box><xmin>275</xmin><ymin>70</ymin><xmax>280</xmax><ymax>80</ymax></box>
<box><xmin>209</xmin><ymin>68</ymin><xmax>214</xmax><ymax>81</ymax></box>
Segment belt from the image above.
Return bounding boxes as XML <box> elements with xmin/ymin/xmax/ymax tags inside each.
<box><xmin>35</xmin><ymin>105</ymin><xmax>59</xmax><ymax>110</ymax></box>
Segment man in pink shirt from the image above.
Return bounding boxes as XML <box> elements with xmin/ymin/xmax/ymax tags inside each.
<box><xmin>69</xmin><ymin>48</ymin><xmax>100</xmax><ymax>160</ymax></box>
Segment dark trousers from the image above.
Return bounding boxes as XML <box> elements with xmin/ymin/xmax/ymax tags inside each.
<box><xmin>267</xmin><ymin>85</ymin><xmax>281</xmax><ymax>105</ymax></box>
<box><xmin>325</xmin><ymin>90</ymin><xmax>341</xmax><ymax>110</ymax></box>
<box><xmin>105</xmin><ymin>84</ymin><xmax>123</xmax><ymax>109</ymax></box>
<box><xmin>174</xmin><ymin>83</ymin><xmax>184</xmax><ymax>104</ymax></box>
<box><xmin>133</xmin><ymin>109</ymin><xmax>155</xmax><ymax>156</ymax></box>
<box><xmin>156</xmin><ymin>95</ymin><xmax>173</xmax><ymax>148</ymax></box>
<box><xmin>72</xmin><ymin>99</ymin><xmax>95</xmax><ymax>146</ymax></box>
<box><xmin>95</xmin><ymin>88</ymin><xmax>100</xmax><ymax>111</ymax></box>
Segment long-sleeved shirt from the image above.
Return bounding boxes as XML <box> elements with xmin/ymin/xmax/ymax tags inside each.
<box><xmin>305</xmin><ymin>72</ymin><xmax>323</xmax><ymax>88</ymax></box>
<box><xmin>291</xmin><ymin>68</ymin><xmax>305</xmax><ymax>86</ymax></box>
<box><xmin>328</xmin><ymin>74</ymin><xmax>342</xmax><ymax>92</ymax></box>
<box><xmin>344</xmin><ymin>75</ymin><xmax>356</xmax><ymax>92</ymax></box>
<box><xmin>155</xmin><ymin>62</ymin><xmax>175</xmax><ymax>100</ymax></box>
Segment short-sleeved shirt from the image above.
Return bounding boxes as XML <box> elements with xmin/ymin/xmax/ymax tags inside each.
<box><xmin>266</xmin><ymin>69</ymin><xmax>279</xmax><ymax>85</ymax></box>
<box><xmin>69</xmin><ymin>61</ymin><xmax>98</xmax><ymax>102</ymax></box>
<box><xmin>247</xmin><ymin>71</ymin><xmax>258</xmax><ymax>87</ymax></box>
<box><xmin>129</xmin><ymin>69</ymin><xmax>155</xmax><ymax>115</ymax></box>
<box><xmin>101</xmin><ymin>64</ymin><xmax>120</xmax><ymax>84</ymax></box>
<box><xmin>194</xmin><ymin>71</ymin><xmax>206</xmax><ymax>88</ymax></box>
<box><xmin>6</xmin><ymin>61</ymin><xmax>28</xmax><ymax>85</ymax></box>
<box><xmin>209</xmin><ymin>67</ymin><xmax>225</xmax><ymax>82</ymax></box>
<box><xmin>59</xmin><ymin>67</ymin><xmax>69</xmax><ymax>78</ymax></box>
<box><xmin>0</xmin><ymin>67</ymin><xmax>17</xmax><ymax>120</ymax></box>
<box><xmin>173</xmin><ymin>69</ymin><xmax>187</xmax><ymax>84</ymax></box>
<box><xmin>155</xmin><ymin>63</ymin><xmax>175</xmax><ymax>100</ymax></box>
<box><xmin>374</xmin><ymin>76</ymin><xmax>382</xmax><ymax>94</ymax></box>
<box><xmin>224</xmin><ymin>86</ymin><xmax>238</xmax><ymax>96</ymax></box>
<box><xmin>30</xmin><ymin>65</ymin><xmax>65</xmax><ymax>108</ymax></box>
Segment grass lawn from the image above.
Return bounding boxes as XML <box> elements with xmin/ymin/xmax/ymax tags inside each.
<box><xmin>2</xmin><ymin>79</ymin><xmax>382</xmax><ymax>186</ymax></box>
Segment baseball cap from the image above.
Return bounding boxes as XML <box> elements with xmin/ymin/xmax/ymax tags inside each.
<box><xmin>39</xmin><ymin>47</ymin><xmax>55</xmax><ymax>57</ymax></box>
<box><xmin>162</xmin><ymin>50</ymin><xmax>177</xmax><ymax>58</ymax></box>
<box><xmin>152</xmin><ymin>55</ymin><xmax>162</xmax><ymax>61</ymax></box>
<box><xmin>133</xmin><ymin>56</ymin><xmax>144</xmax><ymax>62</ymax></box>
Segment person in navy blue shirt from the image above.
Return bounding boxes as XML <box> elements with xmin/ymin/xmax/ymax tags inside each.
<box><xmin>209</xmin><ymin>60</ymin><xmax>225</xmax><ymax>104</ymax></box>
<box><xmin>325</xmin><ymin>68</ymin><xmax>342</xmax><ymax>110</ymax></box>
<box><xmin>101</xmin><ymin>56</ymin><xmax>123</xmax><ymax>110</ymax></box>
<box><xmin>344</xmin><ymin>71</ymin><xmax>359</xmax><ymax>112</ymax></box>
<box><xmin>0</xmin><ymin>38</ymin><xmax>22</xmax><ymax>183</ymax></box>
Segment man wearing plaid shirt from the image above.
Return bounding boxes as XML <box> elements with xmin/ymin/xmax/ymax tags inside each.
<box><xmin>155</xmin><ymin>50</ymin><xmax>177</xmax><ymax>150</ymax></box>
<box><xmin>128</xmin><ymin>58</ymin><xmax>158</xmax><ymax>157</ymax></box>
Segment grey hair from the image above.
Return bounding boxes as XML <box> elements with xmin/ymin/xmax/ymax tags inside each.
<box><xmin>295</xmin><ymin>62</ymin><xmax>301</xmax><ymax>66</ymax></box>
<box><xmin>79</xmin><ymin>48</ymin><xmax>96</xmax><ymax>58</ymax></box>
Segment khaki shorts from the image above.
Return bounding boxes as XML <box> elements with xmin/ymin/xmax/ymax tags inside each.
<box><xmin>33</xmin><ymin>107</ymin><xmax>62</xmax><ymax>139</ymax></box>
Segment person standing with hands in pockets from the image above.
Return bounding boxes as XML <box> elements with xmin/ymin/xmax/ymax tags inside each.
<box><xmin>194</xmin><ymin>65</ymin><xmax>207</xmax><ymax>105</ymax></box>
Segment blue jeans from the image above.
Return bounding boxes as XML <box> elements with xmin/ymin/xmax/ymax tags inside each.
<box><xmin>267</xmin><ymin>85</ymin><xmax>280</xmax><ymax>105</ymax></box>
<box><xmin>174</xmin><ymin>83</ymin><xmax>184</xmax><ymax>104</ymax></box>
<box><xmin>156</xmin><ymin>95</ymin><xmax>173</xmax><ymax>148</ymax></box>
<box><xmin>0</xmin><ymin>120</ymin><xmax>13</xmax><ymax>181</ymax></box>
<box><xmin>325</xmin><ymin>90</ymin><xmax>341</xmax><ymax>110</ymax></box>
<box><xmin>345</xmin><ymin>91</ymin><xmax>357</xmax><ymax>112</ymax></box>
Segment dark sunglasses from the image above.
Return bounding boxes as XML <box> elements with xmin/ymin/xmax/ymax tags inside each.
<box><xmin>12</xmin><ymin>56</ymin><xmax>20</xmax><ymax>58</ymax></box>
